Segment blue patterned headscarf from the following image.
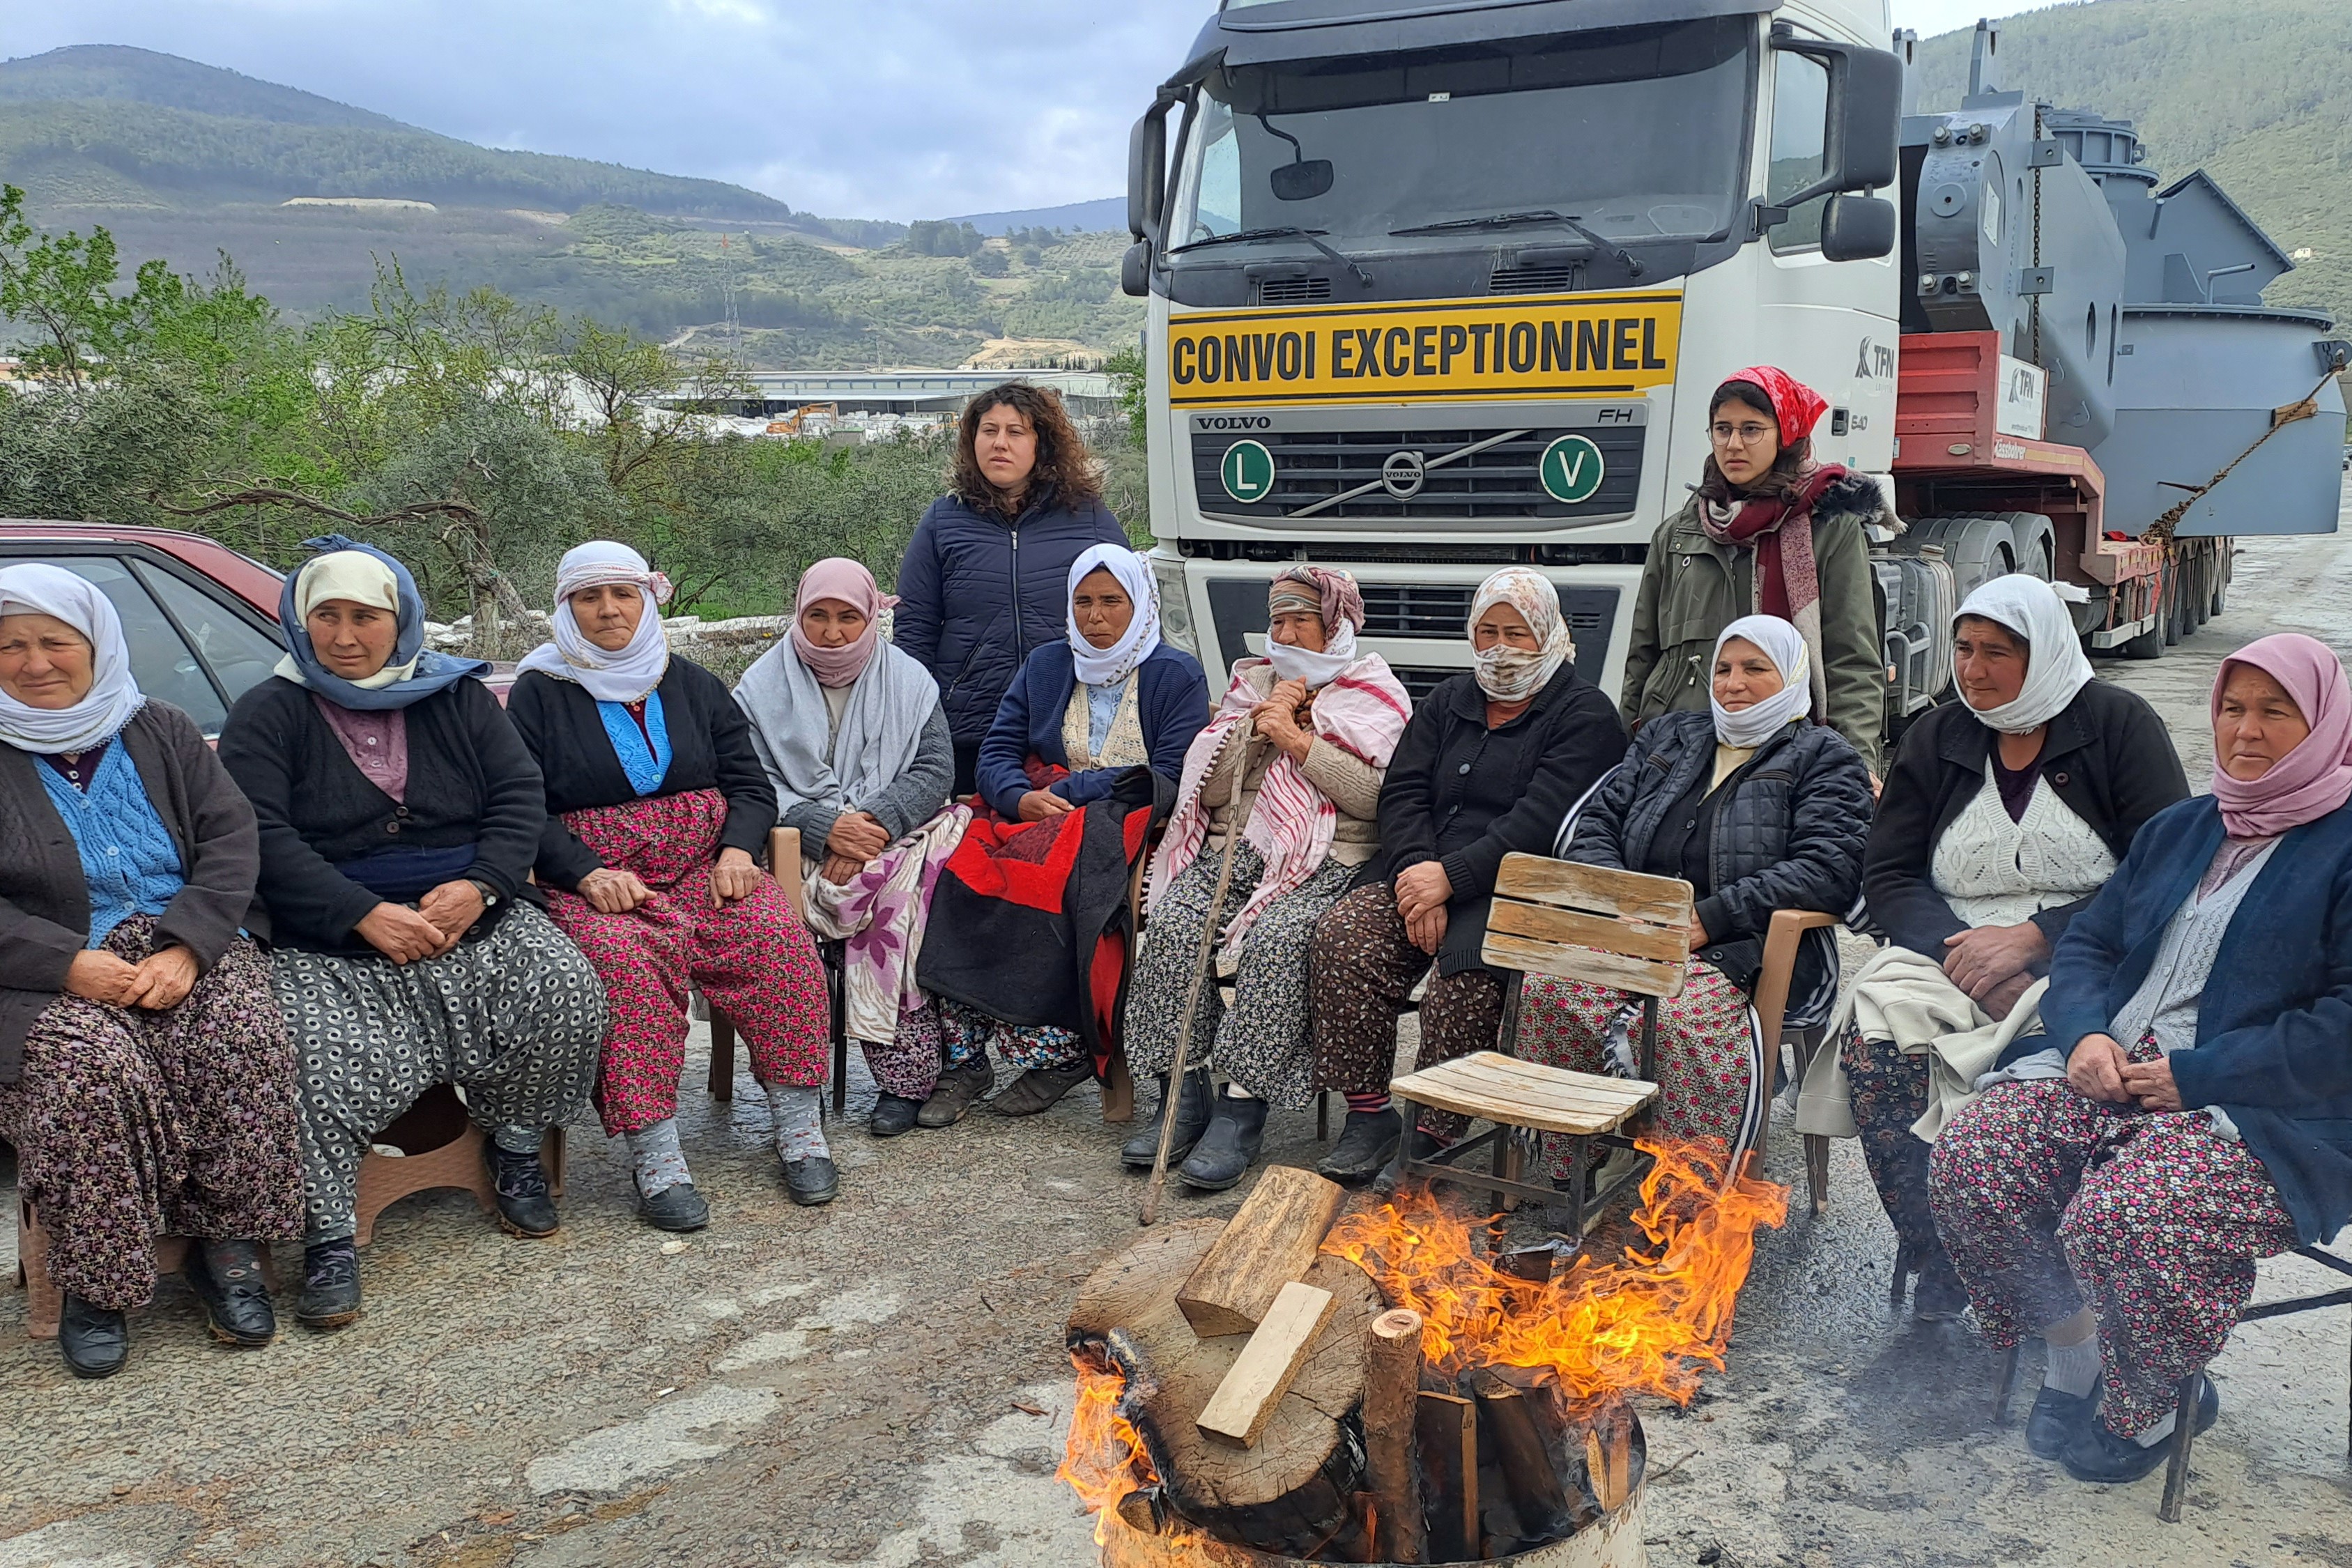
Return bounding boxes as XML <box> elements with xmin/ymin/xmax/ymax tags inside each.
<box><xmin>272</xmin><ymin>536</ymin><xmax>489</xmax><ymax>711</ymax></box>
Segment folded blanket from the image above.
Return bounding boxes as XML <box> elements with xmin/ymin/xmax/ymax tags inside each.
<box><xmin>1795</xmin><ymin>946</ymin><xmax>2044</xmax><ymax>1140</ymax></box>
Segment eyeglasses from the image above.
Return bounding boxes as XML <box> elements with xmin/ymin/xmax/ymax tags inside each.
<box><xmin>1710</xmin><ymin>422</ymin><xmax>1775</xmax><ymax>446</ymax></box>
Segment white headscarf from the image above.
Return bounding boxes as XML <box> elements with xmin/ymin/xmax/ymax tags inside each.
<box><xmin>1709</xmin><ymin>614</ymin><xmax>1813</xmax><ymax>747</ymax></box>
<box><xmin>1468</xmin><ymin>567</ymin><xmax>1575</xmax><ymax>703</ymax></box>
<box><xmin>1066</xmin><ymin>544</ymin><xmax>1161</xmax><ymax>688</ymax></box>
<box><xmin>516</xmin><ymin>541</ymin><xmax>675</xmax><ymax>704</ymax></box>
<box><xmin>1954</xmin><ymin>574</ymin><xmax>2094</xmax><ymax>736</ymax></box>
<box><xmin>0</xmin><ymin>563</ymin><xmax>147</xmax><ymax>755</ymax></box>
<box><xmin>279</xmin><ymin>551</ymin><xmax>417</xmax><ymax>691</ymax></box>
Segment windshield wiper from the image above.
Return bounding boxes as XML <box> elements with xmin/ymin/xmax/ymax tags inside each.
<box><xmin>1389</xmin><ymin>209</ymin><xmax>1644</xmax><ymax>277</ymax></box>
<box><xmin>1166</xmin><ymin>226</ymin><xmax>1373</xmax><ymax>287</ymax></box>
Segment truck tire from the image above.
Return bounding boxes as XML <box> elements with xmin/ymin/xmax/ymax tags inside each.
<box><xmin>1891</xmin><ymin>512</ymin><xmax>2054</xmax><ymax>602</ymax></box>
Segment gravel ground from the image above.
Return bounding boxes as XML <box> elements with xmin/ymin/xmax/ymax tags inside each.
<box><xmin>6</xmin><ymin>491</ymin><xmax>2351</xmax><ymax>1567</ymax></box>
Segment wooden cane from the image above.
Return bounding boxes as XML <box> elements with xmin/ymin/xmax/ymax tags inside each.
<box><xmin>1139</xmin><ymin>730</ymin><xmax>1266</xmax><ymax>1226</ymax></box>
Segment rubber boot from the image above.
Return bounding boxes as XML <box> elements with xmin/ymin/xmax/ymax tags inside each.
<box><xmin>1121</xmin><ymin>1069</ymin><xmax>1213</xmax><ymax>1168</ymax></box>
<box><xmin>1178</xmin><ymin>1094</ymin><xmax>1268</xmax><ymax>1192</ymax></box>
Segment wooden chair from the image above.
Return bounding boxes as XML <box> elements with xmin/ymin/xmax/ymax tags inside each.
<box><xmin>1378</xmin><ymin>855</ymin><xmax>1684</xmax><ymax>1236</ymax></box>
<box><xmin>1751</xmin><ymin>908</ymin><xmax>1843</xmax><ymax>1214</ymax></box>
<box><xmin>705</xmin><ymin>825</ymin><xmax>850</xmax><ymax>1116</ymax></box>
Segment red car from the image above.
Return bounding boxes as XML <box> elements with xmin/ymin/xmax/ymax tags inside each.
<box><xmin>0</xmin><ymin>520</ymin><xmax>512</xmax><ymax>736</ymax></box>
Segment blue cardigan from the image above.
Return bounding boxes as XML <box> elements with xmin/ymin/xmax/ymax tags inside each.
<box><xmin>976</xmin><ymin>640</ymin><xmax>1209</xmax><ymax>820</ymax></box>
<box><xmin>2045</xmin><ymin>794</ymin><xmax>2352</xmax><ymax>1245</ymax></box>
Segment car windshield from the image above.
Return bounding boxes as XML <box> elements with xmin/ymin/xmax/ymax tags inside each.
<box><xmin>1169</xmin><ymin>16</ymin><xmax>1755</xmax><ymax>256</ymax></box>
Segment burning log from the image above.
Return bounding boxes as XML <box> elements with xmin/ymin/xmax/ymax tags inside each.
<box><xmin>1361</xmin><ymin>1309</ymin><xmax>1425</xmax><ymax>1565</ymax></box>
<box><xmin>1471</xmin><ymin>1368</ymin><xmax>1580</xmax><ymax>1550</ymax></box>
<box><xmin>1178</xmin><ymin>1167</ymin><xmax>1346</xmax><ymax>1337</ymax></box>
<box><xmin>1070</xmin><ymin>1217</ymin><xmax>1384</xmax><ymax>1558</ymax></box>
<box><xmin>1412</xmin><ymin>1390</ymin><xmax>1477</xmax><ymax>1562</ymax></box>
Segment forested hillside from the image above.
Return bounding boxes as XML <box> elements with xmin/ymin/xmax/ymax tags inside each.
<box><xmin>1911</xmin><ymin>0</ymin><xmax>2351</xmax><ymax>326</ymax></box>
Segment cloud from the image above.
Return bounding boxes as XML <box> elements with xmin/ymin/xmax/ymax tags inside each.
<box><xmin>10</xmin><ymin>0</ymin><xmax>1206</xmax><ymax>219</ymax></box>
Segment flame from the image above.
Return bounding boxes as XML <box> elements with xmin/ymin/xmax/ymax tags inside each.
<box><xmin>1322</xmin><ymin>1137</ymin><xmax>1787</xmax><ymax>1406</ymax></box>
<box><xmin>1057</xmin><ymin>1357</ymin><xmax>1159</xmax><ymax>1546</ymax></box>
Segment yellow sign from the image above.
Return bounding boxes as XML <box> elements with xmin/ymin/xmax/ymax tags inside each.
<box><xmin>1167</xmin><ymin>291</ymin><xmax>1682</xmax><ymax>407</ymax></box>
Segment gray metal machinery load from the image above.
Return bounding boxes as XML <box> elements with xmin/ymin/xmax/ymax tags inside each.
<box><xmin>1888</xmin><ymin>19</ymin><xmax>2346</xmax><ymax>675</ymax></box>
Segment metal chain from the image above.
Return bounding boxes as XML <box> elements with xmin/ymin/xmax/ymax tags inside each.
<box><xmin>2030</xmin><ymin>105</ymin><xmax>2044</xmax><ymax>368</ymax></box>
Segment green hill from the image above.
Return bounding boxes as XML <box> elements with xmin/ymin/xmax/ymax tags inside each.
<box><xmin>1910</xmin><ymin>0</ymin><xmax>2351</xmax><ymax>328</ymax></box>
<box><xmin>0</xmin><ymin>44</ymin><xmax>799</xmax><ymax>221</ymax></box>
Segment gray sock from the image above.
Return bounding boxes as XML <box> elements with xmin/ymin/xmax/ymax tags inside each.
<box><xmin>491</xmin><ymin>1123</ymin><xmax>542</xmax><ymax>1155</ymax></box>
<box><xmin>771</xmin><ymin>1085</ymin><xmax>831</xmax><ymax>1163</ymax></box>
<box><xmin>626</xmin><ymin>1118</ymin><xmax>692</xmax><ymax>1197</ymax></box>
<box><xmin>2043</xmin><ymin>1335</ymin><xmax>2101</xmax><ymax>1399</ymax></box>
<box><xmin>2133</xmin><ymin>1408</ymin><xmax>2178</xmax><ymax>1447</ymax></box>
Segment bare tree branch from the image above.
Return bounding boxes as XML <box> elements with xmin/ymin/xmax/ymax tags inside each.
<box><xmin>153</xmin><ymin>488</ymin><xmax>483</xmax><ymax>529</ymax></box>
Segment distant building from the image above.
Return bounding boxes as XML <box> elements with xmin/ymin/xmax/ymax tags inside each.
<box><xmin>647</xmin><ymin>369</ymin><xmax>1117</xmax><ymax>421</ymax></box>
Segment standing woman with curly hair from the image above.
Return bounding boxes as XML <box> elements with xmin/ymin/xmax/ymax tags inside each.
<box><xmin>893</xmin><ymin>382</ymin><xmax>1130</xmax><ymax>799</ymax></box>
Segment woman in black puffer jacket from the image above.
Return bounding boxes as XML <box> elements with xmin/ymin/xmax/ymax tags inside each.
<box><xmin>893</xmin><ymin>383</ymin><xmax>1129</xmax><ymax>795</ymax></box>
<box><xmin>1520</xmin><ymin>615</ymin><xmax>1871</xmax><ymax>1169</ymax></box>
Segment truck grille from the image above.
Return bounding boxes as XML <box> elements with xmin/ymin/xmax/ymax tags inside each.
<box><xmin>1489</xmin><ymin>264</ymin><xmax>1579</xmax><ymax>294</ymax></box>
<box><xmin>1257</xmin><ymin>277</ymin><xmax>1332</xmax><ymax>304</ymax></box>
<box><xmin>1192</xmin><ymin>424</ymin><xmax>1643</xmax><ymax>521</ymax></box>
<box><xmin>1361</xmin><ymin>585</ymin><xmax>1617</xmax><ymax>654</ymax></box>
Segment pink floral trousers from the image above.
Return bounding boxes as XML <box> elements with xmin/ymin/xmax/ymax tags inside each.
<box><xmin>544</xmin><ymin>790</ymin><xmax>829</xmax><ymax>1136</ymax></box>
<box><xmin>1928</xmin><ymin>1059</ymin><xmax>2299</xmax><ymax>1437</ymax></box>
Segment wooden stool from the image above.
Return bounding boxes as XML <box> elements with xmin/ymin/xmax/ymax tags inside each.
<box><xmin>353</xmin><ymin>1083</ymin><xmax>567</xmax><ymax>1247</ymax></box>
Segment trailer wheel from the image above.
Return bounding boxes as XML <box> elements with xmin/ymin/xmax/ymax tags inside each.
<box><xmin>2163</xmin><ymin>569</ymin><xmax>2184</xmax><ymax>645</ymax></box>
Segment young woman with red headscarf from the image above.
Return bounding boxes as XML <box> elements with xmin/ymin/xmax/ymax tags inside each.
<box><xmin>1928</xmin><ymin>633</ymin><xmax>2352</xmax><ymax>1487</ymax></box>
<box><xmin>1622</xmin><ymin>367</ymin><xmax>1896</xmax><ymax>775</ymax></box>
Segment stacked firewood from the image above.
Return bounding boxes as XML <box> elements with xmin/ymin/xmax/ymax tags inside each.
<box><xmin>1068</xmin><ymin>1170</ymin><xmax>1638</xmax><ymax>1565</ymax></box>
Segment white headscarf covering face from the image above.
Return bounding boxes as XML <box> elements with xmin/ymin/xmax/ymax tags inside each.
<box><xmin>516</xmin><ymin>540</ymin><xmax>675</xmax><ymax>704</ymax></box>
<box><xmin>1066</xmin><ymin>544</ymin><xmax>1162</xmax><ymax>687</ymax></box>
<box><xmin>282</xmin><ymin>551</ymin><xmax>416</xmax><ymax>691</ymax></box>
<box><xmin>1467</xmin><ymin>567</ymin><xmax>1574</xmax><ymax>703</ymax></box>
<box><xmin>0</xmin><ymin>563</ymin><xmax>147</xmax><ymax>755</ymax></box>
<box><xmin>1953</xmin><ymin>574</ymin><xmax>2095</xmax><ymax>735</ymax></box>
<box><xmin>1709</xmin><ymin>614</ymin><xmax>1813</xmax><ymax>747</ymax></box>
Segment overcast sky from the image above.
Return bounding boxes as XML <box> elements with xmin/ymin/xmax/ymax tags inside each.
<box><xmin>17</xmin><ymin>0</ymin><xmax>2059</xmax><ymax>222</ymax></box>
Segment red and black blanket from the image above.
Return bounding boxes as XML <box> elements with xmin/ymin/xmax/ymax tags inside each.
<box><xmin>916</xmin><ymin>766</ymin><xmax>1169</xmax><ymax>1071</ymax></box>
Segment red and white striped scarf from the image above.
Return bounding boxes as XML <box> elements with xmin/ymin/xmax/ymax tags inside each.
<box><xmin>1146</xmin><ymin>656</ymin><xmax>1411</xmax><ymax>957</ymax></box>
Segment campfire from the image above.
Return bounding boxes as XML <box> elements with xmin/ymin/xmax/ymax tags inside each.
<box><xmin>1061</xmin><ymin>1140</ymin><xmax>1786</xmax><ymax>1566</ymax></box>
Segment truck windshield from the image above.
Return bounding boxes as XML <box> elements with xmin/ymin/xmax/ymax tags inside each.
<box><xmin>1169</xmin><ymin>16</ymin><xmax>1755</xmax><ymax>257</ymax></box>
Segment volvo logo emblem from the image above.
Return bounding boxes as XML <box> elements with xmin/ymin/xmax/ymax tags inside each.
<box><xmin>1381</xmin><ymin>449</ymin><xmax>1427</xmax><ymax>500</ymax></box>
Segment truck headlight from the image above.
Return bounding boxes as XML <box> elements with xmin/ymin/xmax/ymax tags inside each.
<box><xmin>1151</xmin><ymin>555</ymin><xmax>1197</xmax><ymax>656</ymax></box>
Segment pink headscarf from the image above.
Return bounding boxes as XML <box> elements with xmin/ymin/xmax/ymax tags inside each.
<box><xmin>2210</xmin><ymin>633</ymin><xmax>2352</xmax><ymax>838</ymax></box>
<box><xmin>790</xmin><ymin>558</ymin><xmax>896</xmax><ymax>689</ymax></box>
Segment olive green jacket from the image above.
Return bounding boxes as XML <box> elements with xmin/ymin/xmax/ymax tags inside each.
<box><xmin>1620</xmin><ymin>472</ymin><xmax>1891</xmax><ymax>773</ymax></box>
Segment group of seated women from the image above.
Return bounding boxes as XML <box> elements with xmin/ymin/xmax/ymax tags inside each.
<box><xmin>6</xmin><ymin>371</ymin><xmax>2343</xmax><ymax>1488</ymax></box>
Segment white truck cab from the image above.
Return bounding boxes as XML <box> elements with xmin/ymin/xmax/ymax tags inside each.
<box><xmin>1127</xmin><ymin>0</ymin><xmax>1904</xmax><ymax>704</ymax></box>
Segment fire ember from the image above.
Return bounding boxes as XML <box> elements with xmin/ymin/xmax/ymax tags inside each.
<box><xmin>1061</xmin><ymin>1139</ymin><xmax>1785</xmax><ymax>1566</ymax></box>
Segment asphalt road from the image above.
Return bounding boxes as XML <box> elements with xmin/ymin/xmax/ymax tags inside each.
<box><xmin>6</xmin><ymin>492</ymin><xmax>2352</xmax><ymax>1568</ymax></box>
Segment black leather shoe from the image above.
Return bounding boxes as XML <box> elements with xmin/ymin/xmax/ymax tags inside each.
<box><xmin>1913</xmin><ymin>1256</ymin><xmax>1970</xmax><ymax>1322</ymax></box>
<box><xmin>58</xmin><ymin>1293</ymin><xmax>128</xmax><ymax>1378</ymax></box>
<box><xmin>637</xmin><ymin>1179</ymin><xmax>710</xmax><ymax>1233</ymax></box>
<box><xmin>187</xmin><ymin>1238</ymin><xmax>277</xmax><ymax>1347</ymax></box>
<box><xmin>1121</xmin><ymin>1070</ymin><xmax>1213</xmax><ymax>1167</ymax></box>
<box><xmin>297</xmin><ymin>1239</ymin><xmax>362</xmax><ymax>1330</ymax></box>
<box><xmin>1178</xmin><ymin>1096</ymin><xmax>1269</xmax><ymax>1192</ymax></box>
<box><xmin>868</xmin><ymin>1093</ymin><xmax>922</xmax><ymax>1138</ymax></box>
<box><xmin>483</xmin><ymin>1138</ymin><xmax>560</xmax><ymax>1238</ymax></box>
<box><xmin>784</xmin><ymin>1155</ymin><xmax>839</xmax><ymax>1206</ymax></box>
<box><xmin>916</xmin><ymin>1056</ymin><xmax>993</xmax><ymax>1128</ymax></box>
<box><xmin>2026</xmin><ymin>1385</ymin><xmax>2096</xmax><ymax>1460</ymax></box>
<box><xmin>1318</xmin><ymin>1107</ymin><xmax>1403</xmax><ymax>1184</ymax></box>
<box><xmin>991</xmin><ymin>1059</ymin><xmax>1094</xmax><ymax>1117</ymax></box>
<box><xmin>2061</xmin><ymin>1378</ymin><xmax>2218</xmax><ymax>1484</ymax></box>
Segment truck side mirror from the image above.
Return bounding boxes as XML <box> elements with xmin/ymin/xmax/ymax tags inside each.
<box><xmin>1820</xmin><ymin>194</ymin><xmax>1898</xmax><ymax>261</ymax></box>
<box><xmin>1121</xmin><ymin>240</ymin><xmax>1155</xmax><ymax>298</ymax></box>
<box><xmin>1128</xmin><ymin>103</ymin><xmax>1172</xmax><ymax>244</ymax></box>
<box><xmin>1769</xmin><ymin>31</ymin><xmax>1903</xmax><ymax>208</ymax></box>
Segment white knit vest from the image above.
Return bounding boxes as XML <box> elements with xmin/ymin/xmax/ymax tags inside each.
<box><xmin>1930</xmin><ymin>769</ymin><xmax>2116</xmax><ymax>930</ymax></box>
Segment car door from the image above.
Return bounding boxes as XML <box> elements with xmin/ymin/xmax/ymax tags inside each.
<box><xmin>0</xmin><ymin>548</ymin><xmax>284</xmax><ymax>738</ymax></box>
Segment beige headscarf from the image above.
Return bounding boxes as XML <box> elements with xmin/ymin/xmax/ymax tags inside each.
<box><xmin>275</xmin><ymin>551</ymin><xmax>417</xmax><ymax>691</ymax></box>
